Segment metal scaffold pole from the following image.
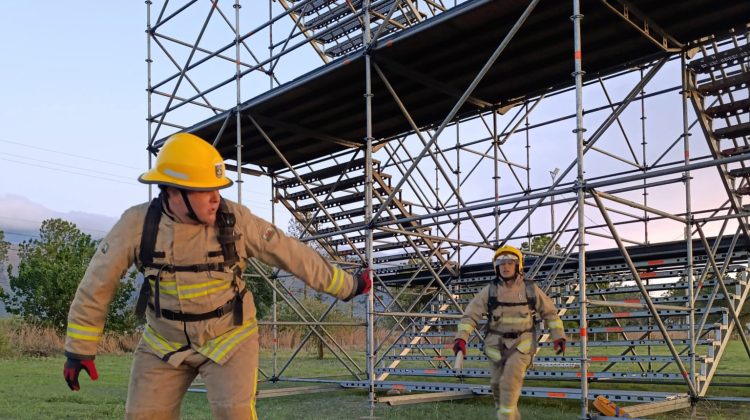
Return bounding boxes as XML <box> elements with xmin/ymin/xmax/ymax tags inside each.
<box><xmin>681</xmin><ymin>52</ymin><xmax>698</xmax><ymax>395</ymax></box>
<box><xmin>571</xmin><ymin>1</ymin><xmax>589</xmax><ymax>418</ymax></box>
<box><xmin>268</xmin><ymin>0</ymin><xmax>278</xmax><ymax>382</ymax></box>
<box><xmin>233</xmin><ymin>0</ymin><xmax>243</xmax><ymax>205</ymax></box>
<box><xmin>363</xmin><ymin>0</ymin><xmax>376</xmax><ymax>413</ymax></box>
<box><xmin>145</xmin><ymin>0</ymin><xmax>154</xmax><ymax>200</ymax></box>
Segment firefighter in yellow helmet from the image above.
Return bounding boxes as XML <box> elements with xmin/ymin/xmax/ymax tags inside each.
<box><xmin>63</xmin><ymin>133</ymin><xmax>372</xmax><ymax>419</ymax></box>
<box><xmin>453</xmin><ymin>245</ymin><xmax>565</xmax><ymax>420</ymax></box>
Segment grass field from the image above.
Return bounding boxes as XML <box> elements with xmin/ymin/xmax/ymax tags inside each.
<box><xmin>0</xmin><ymin>341</ymin><xmax>748</xmax><ymax>419</ymax></box>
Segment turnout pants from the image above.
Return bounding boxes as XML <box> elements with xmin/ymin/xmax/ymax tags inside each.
<box><xmin>125</xmin><ymin>333</ymin><xmax>259</xmax><ymax>420</ymax></box>
<box><xmin>489</xmin><ymin>345</ymin><xmax>532</xmax><ymax>420</ymax></box>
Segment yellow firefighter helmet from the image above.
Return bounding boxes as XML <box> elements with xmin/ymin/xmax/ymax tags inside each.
<box><xmin>493</xmin><ymin>244</ymin><xmax>524</xmax><ymax>272</ymax></box>
<box><xmin>138</xmin><ymin>133</ymin><xmax>233</xmax><ymax>191</ymax></box>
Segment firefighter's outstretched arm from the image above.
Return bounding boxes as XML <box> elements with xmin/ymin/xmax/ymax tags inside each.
<box><xmin>240</xmin><ymin>208</ymin><xmax>370</xmax><ymax>301</ymax></box>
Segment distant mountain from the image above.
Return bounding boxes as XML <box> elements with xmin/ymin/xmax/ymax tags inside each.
<box><xmin>0</xmin><ymin>194</ymin><xmax>117</xmax><ymax>244</ymax></box>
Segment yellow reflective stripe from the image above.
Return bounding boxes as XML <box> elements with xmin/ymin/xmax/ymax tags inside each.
<box><xmin>457</xmin><ymin>323</ymin><xmax>474</xmax><ymax>333</ymax></box>
<box><xmin>205</xmin><ymin>321</ymin><xmax>258</xmax><ymax>361</ymax></box>
<box><xmin>331</xmin><ymin>267</ymin><xmax>345</xmax><ymax>295</ymax></box>
<box><xmin>325</xmin><ymin>267</ymin><xmax>344</xmax><ymax>295</ymax></box>
<box><xmin>211</xmin><ymin>325</ymin><xmax>257</xmax><ymax>361</ymax></box>
<box><xmin>501</xmin><ymin>316</ymin><xmax>530</xmax><ymax>324</ymax></box>
<box><xmin>516</xmin><ymin>338</ymin><xmax>532</xmax><ymax>353</ymax></box>
<box><xmin>179</xmin><ymin>282</ymin><xmax>232</xmax><ymax>300</ymax></box>
<box><xmin>142</xmin><ymin>324</ymin><xmax>182</xmax><ymax>356</ymax></box>
<box><xmin>485</xmin><ymin>346</ymin><xmax>503</xmax><ymax>362</ymax></box>
<box><xmin>149</xmin><ymin>279</ymin><xmax>178</xmax><ymax>295</ymax></box>
<box><xmin>547</xmin><ymin>318</ymin><xmax>563</xmax><ymax>329</ymax></box>
<box><xmin>499</xmin><ymin>405</ymin><xmax>514</xmax><ymax>414</ymax></box>
<box><xmin>67</xmin><ymin>323</ymin><xmax>102</xmax><ymax>333</ymax></box>
<box><xmin>178</xmin><ymin>279</ymin><xmax>224</xmax><ymax>290</ymax></box>
<box><xmin>66</xmin><ymin>332</ymin><xmax>100</xmax><ymax>341</ymax></box>
<box><xmin>250</xmin><ymin>368</ymin><xmax>258</xmax><ymax>420</ymax></box>
<box><xmin>67</xmin><ymin>323</ymin><xmax>103</xmax><ymax>341</ymax></box>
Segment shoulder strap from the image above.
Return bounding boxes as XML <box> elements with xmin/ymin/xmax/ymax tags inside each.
<box><xmin>524</xmin><ymin>279</ymin><xmax>537</xmax><ymax>313</ymax></box>
<box><xmin>216</xmin><ymin>198</ymin><xmax>239</xmax><ymax>266</ymax></box>
<box><xmin>216</xmin><ymin>199</ymin><xmax>244</xmax><ymax>325</ymax></box>
<box><xmin>135</xmin><ymin>197</ymin><xmax>163</xmax><ymax>320</ymax></box>
<box><xmin>487</xmin><ymin>281</ymin><xmax>499</xmax><ymax>315</ymax></box>
<box><xmin>139</xmin><ymin>197</ymin><xmax>163</xmax><ymax>266</ymax></box>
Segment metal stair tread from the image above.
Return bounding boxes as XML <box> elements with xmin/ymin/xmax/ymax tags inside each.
<box><xmin>714</xmin><ymin>121</ymin><xmax>750</xmax><ymax>139</ymax></box>
<box><xmin>697</xmin><ymin>71</ymin><xmax>750</xmax><ymax>95</ymax></box>
<box><xmin>705</xmin><ymin>97</ymin><xmax>750</xmax><ymax>118</ymax></box>
<box><xmin>296</xmin><ymin>188</ymin><xmax>386</xmax><ymax>212</ymax></box>
<box><xmin>688</xmin><ymin>44</ymin><xmax>750</xmax><ymax>74</ymax></box>
<box><xmin>274</xmin><ymin>157</ymin><xmax>379</xmax><ymax>189</ymax></box>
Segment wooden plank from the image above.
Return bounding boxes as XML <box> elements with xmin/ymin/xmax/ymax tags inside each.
<box><xmin>256</xmin><ymin>385</ymin><xmax>343</xmax><ymax>399</ymax></box>
<box><xmin>378</xmin><ymin>390</ymin><xmax>476</xmax><ymax>406</ymax></box>
<box><xmin>623</xmin><ymin>396</ymin><xmax>691</xmax><ymax>417</ymax></box>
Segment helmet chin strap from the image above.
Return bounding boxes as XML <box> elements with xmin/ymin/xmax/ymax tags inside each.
<box><xmin>179</xmin><ymin>189</ymin><xmax>201</xmax><ymax>223</ymax></box>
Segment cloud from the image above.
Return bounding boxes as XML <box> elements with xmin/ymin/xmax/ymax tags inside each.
<box><xmin>0</xmin><ymin>194</ymin><xmax>116</xmax><ymax>243</ymax></box>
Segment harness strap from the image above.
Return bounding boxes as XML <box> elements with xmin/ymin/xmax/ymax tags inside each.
<box><xmin>485</xmin><ymin>279</ymin><xmax>540</xmax><ymax>343</ymax></box>
<box><xmin>149</xmin><ymin>289</ymin><xmax>247</xmax><ymax>322</ymax></box>
<box><xmin>487</xmin><ymin>328</ymin><xmax>533</xmax><ymax>339</ymax></box>
<box><xmin>138</xmin><ymin>197</ymin><xmax>163</xmax><ymax>266</ymax></box>
<box><xmin>134</xmin><ymin>198</ymin><xmax>165</xmax><ymax>320</ymax></box>
<box><xmin>140</xmin><ymin>261</ymin><xmax>234</xmax><ymax>273</ymax></box>
<box><xmin>216</xmin><ymin>199</ymin><xmax>239</xmax><ymax>267</ymax></box>
<box><xmin>134</xmin><ymin>195</ymin><xmax>243</xmax><ymax>324</ymax></box>
<box><xmin>493</xmin><ymin>301</ymin><xmax>528</xmax><ymax>307</ymax></box>
<box><xmin>486</xmin><ymin>279</ymin><xmax>538</xmax><ymax>315</ymax></box>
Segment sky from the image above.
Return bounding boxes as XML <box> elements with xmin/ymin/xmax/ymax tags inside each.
<box><xmin>0</xmin><ymin>3</ymin><xmax>148</xmax><ymax>241</ymax></box>
<box><xmin>0</xmin><ymin>2</ymin><xmax>279</xmax><ymax>243</ymax></box>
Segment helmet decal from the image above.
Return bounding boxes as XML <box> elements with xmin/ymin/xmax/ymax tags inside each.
<box><xmin>215</xmin><ymin>163</ymin><xmax>224</xmax><ymax>179</ymax></box>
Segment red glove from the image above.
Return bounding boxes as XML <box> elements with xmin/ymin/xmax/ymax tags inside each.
<box><xmin>358</xmin><ymin>267</ymin><xmax>372</xmax><ymax>295</ymax></box>
<box><xmin>345</xmin><ymin>267</ymin><xmax>372</xmax><ymax>301</ymax></box>
<box><xmin>453</xmin><ymin>338</ymin><xmax>466</xmax><ymax>356</ymax></box>
<box><xmin>64</xmin><ymin>357</ymin><xmax>98</xmax><ymax>391</ymax></box>
<box><xmin>553</xmin><ymin>338</ymin><xmax>566</xmax><ymax>355</ymax></box>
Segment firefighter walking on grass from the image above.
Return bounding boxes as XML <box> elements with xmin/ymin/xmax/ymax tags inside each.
<box><xmin>453</xmin><ymin>245</ymin><xmax>565</xmax><ymax>420</ymax></box>
<box><xmin>62</xmin><ymin>133</ymin><xmax>371</xmax><ymax>419</ymax></box>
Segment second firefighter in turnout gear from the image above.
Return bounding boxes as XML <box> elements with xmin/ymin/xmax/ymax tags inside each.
<box><xmin>63</xmin><ymin>133</ymin><xmax>372</xmax><ymax>420</ymax></box>
<box><xmin>453</xmin><ymin>245</ymin><xmax>565</xmax><ymax>420</ymax></box>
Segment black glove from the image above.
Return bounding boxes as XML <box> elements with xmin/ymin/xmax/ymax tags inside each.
<box><xmin>64</xmin><ymin>357</ymin><xmax>99</xmax><ymax>391</ymax></box>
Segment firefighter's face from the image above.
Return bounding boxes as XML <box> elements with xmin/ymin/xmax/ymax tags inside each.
<box><xmin>169</xmin><ymin>188</ymin><xmax>221</xmax><ymax>225</ymax></box>
<box><xmin>494</xmin><ymin>254</ymin><xmax>518</xmax><ymax>280</ymax></box>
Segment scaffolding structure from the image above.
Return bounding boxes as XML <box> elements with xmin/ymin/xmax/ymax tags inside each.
<box><xmin>146</xmin><ymin>0</ymin><xmax>750</xmax><ymax>417</ymax></box>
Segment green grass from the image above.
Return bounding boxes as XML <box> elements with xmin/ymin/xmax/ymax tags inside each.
<box><xmin>0</xmin><ymin>342</ymin><xmax>747</xmax><ymax>419</ymax></box>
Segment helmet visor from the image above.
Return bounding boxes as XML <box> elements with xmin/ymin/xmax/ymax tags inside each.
<box><xmin>494</xmin><ymin>254</ymin><xmax>519</xmax><ymax>268</ymax></box>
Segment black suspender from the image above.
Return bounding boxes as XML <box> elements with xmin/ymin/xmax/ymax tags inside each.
<box><xmin>134</xmin><ymin>196</ymin><xmax>244</xmax><ymax>324</ymax></box>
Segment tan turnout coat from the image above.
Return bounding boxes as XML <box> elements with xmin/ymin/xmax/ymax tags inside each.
<box><xmin>65</xmin><ymin>198</ymin><xmax>355</xmax><ymax>366</ymax></box>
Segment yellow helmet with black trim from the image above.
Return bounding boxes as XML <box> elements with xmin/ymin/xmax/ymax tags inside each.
<box><xmin>138</xmin><ymin>133</ymin><xmax>233</xmax><ymax>191</ymax></box>
<box><xmin>493</xmin><ymin>244</ymin><xmax>524</xmax><ymax>273</ymax></box>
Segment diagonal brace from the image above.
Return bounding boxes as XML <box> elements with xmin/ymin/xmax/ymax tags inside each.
<box><xmin>591</xmin><ymin>190</ymin><xmax>698</xmax><ymax>397</ymax></box>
